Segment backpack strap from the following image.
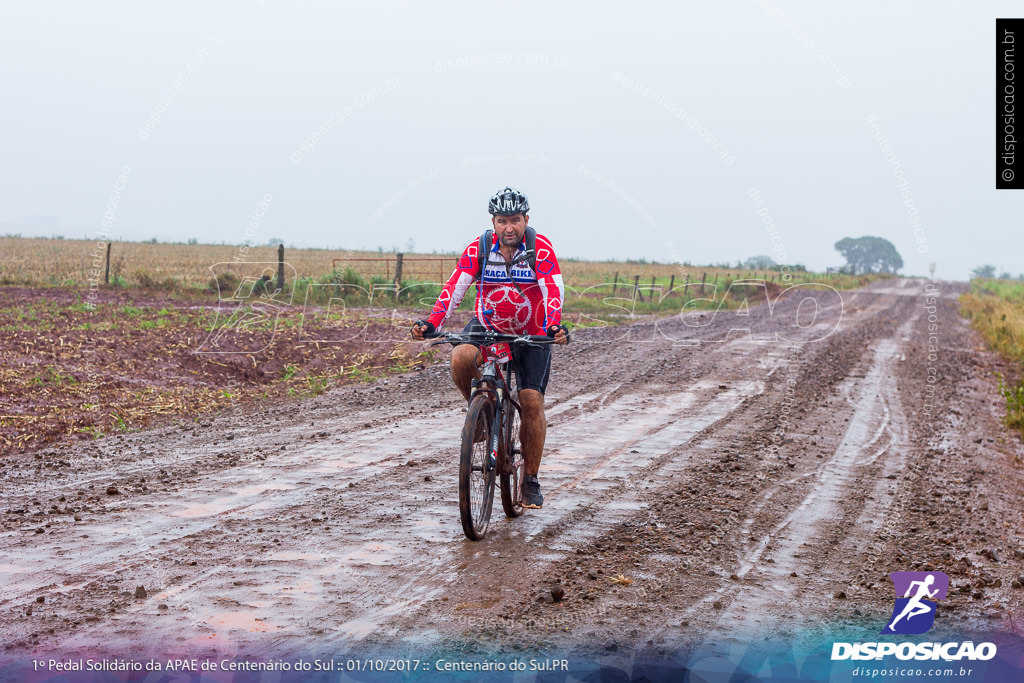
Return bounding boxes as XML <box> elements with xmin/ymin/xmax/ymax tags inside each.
<box><xmin>476</xmin><ymin>229</ymin><xmax>494</xmax><ymax>281</ymax></box>
<box><xmin>524</xmin><ymin>226</ymin><xmax>537</xmax><ymax>274</ymax></box>
<box><xmin>476</xmin><ymin>225</ymin><xmax>538</xmax><ymax>281</ymax></box>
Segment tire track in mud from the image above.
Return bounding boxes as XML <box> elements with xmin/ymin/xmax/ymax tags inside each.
<box><xmin>384</xmin><ymin>289</ymin><xmax>862</xmax><ymax>649</ymax></box>
<box><xmin>5</xmin><ymin>280</ymin><xmax>1020</xmax><ymax>660</ymax></box>
<box><xmin>0</xmin><ymin>283</ymin><xmax>846</xmax><ymax>655</ymax></box>
<box><xmin>697</xmin><ymin>317</ymin><xmax>916</xmax><ymax>639</ymax></box>
<box><xmin>289</xmin><ymin>374</ymin><xmax>774</xmax><ymax>650</ymax></box>
<box><xmin>477</xmin><ymin>280</ymin><xmax>1024</xmax><ymax>659</ymax></box>
<box><xmin>463</xmin><ymin>282</ymin><xmax>945</xmax><ymax>653</ymax></box>
<box><xmin>0</xmin><ymin>381</ymin><xmax>700</xmax><ymax>651</ymax></box>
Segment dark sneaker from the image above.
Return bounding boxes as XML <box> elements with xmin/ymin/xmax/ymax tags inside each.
<box><xmin>522</xmin><ymin>475</ymin><xmax>543</xmax><ymax>509</ymax></box>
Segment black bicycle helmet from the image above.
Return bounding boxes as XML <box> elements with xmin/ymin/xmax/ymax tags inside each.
<box><xmin>488</xmin><ymin>186</ymin><xmax>530</xmax><ymax>216</ymax></box>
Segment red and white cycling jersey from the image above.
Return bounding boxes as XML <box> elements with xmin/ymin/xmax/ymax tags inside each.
<box><xmin>426</xmin><ymin>232</ymin><xmax>564</xmax><ymax>335</ymax></box>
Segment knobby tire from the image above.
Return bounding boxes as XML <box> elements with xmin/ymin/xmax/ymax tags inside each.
<box><xmin>459</xmin><ymin>393</ymin><xmax>495</xmax><ymax>540</ymax></box>
<box><xmin>499</xmin><ymin>396</ymin><xmax>525</xmax><ymax>518</ymax></box>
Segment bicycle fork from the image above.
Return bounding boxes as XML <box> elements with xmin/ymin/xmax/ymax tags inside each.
<box><xmin>471</xmin><ymin>361</ymin><xmax>504</xmax><ymax>474</ymax></box>
<box><xmin>488</xmin><ymin>401</ymin><xmax>503</xmax><ymax>473</ymax></box>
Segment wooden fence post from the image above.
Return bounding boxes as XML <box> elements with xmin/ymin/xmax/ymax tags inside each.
<box><xmin>277</xmin><ymin>244</ymin><xmax>285</xmax><ymax>291</ymax></box>
<box><xmin>394</xmin><ymin>253</ymin><xmax>404</xmax><ymax>285</ymax></box>
<box><xmin>633</xmin><ymin>275</ymin><xmax>642</xmax><ymax>302</ymax></box>
<box><xmin>668</xmin><ymin>273</ymin><xmax>675</xmax><ymax>294</ymax></box>
<box><xmin>612</xmin><ymin>271</ymin><xmax>619</xmax><ymax>295</ymax></box>
<box><xmin>104</xmin><ymin>243</ymin><xmax>111</xmax><ymax>285</ymax></box>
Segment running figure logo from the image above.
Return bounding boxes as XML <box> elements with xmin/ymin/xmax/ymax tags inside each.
<box><xmin>881</xmin><ymin>571</ymin><xmax>949</xmax><ymax>635</ymax></box>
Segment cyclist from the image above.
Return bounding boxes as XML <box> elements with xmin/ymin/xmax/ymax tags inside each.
<box><xmin>412</xmin><ymin>187</ymin><xmax>567</xmax><ymax>509</ymax></box>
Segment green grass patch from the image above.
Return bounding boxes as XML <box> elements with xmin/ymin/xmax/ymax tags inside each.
<box><xmin>961</xmin><ymin>278</ymin><xmax>1024</xmax><ymax>441</ymax></box>
<box><xmin>960</xmin><ymin>279</ymin><xmax>1024</xmax><ymax>366</ymax></box>
<box><xmin>997</xmin><ymin>373</ymin><xmax>1024</xmax><ymax>441</ymax></box>
<box><xmin>30</xmin><ymin>365</ymin><xmax>78</xmax><ymax>386</ymax></box>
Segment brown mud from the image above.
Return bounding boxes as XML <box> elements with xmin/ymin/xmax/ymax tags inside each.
<box><xmin>1</xmin><ymin>279</ymin><xmax>1022</xmax><ymax>661</ymax></box>
<box><xmin>0</xmin><ymin>287</ymin><xmax>423</xmax><ymax>453</ymax></box>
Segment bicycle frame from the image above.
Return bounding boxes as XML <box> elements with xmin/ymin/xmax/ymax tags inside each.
<box><xmin>425</xmin><ymin>329</ymin><xmax>558</xmax><ymax>538</ymax></box>
<box><xmin>471</xmin><ymin>351</ymin><xmax>515</xmax><ymax>473</ymax></box>
<box><xmin>429</xmin><ymin>330</ymin><xmax>553</xmax><ymax>462</ymax></box>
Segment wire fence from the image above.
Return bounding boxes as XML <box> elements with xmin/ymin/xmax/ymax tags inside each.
<box><xmin>331</xmin><ymin>256</ymin><xmax>456</xmax><ymax>283</ymax></box>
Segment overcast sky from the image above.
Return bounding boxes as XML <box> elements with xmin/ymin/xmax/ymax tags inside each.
<box><xmin>1</xmin><ymin>1</ymin><xmax>1021</xmax><ymax>280</ymax></box>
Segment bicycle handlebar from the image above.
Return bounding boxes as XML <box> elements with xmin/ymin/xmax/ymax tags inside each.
<box><xmin>424</xmin><ymin>330</ymin><xmax>558</xmax><ymax>346</ymax></box>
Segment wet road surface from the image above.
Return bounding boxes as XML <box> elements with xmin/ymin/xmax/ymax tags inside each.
<box><xmin>2</xmin><ymin>279</ymin><xmax>1023</xmax><ymax>660</ymax></box>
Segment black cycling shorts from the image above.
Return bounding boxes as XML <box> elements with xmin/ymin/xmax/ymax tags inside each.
<box><xmin>461</xmin><ymin>318</ymin><xmax>552</xmax><ymax>395</ymax></box>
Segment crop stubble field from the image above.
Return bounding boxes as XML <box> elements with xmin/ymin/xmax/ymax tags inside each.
<box><xmin>1</xmin><ymin>237</ymin><xmax>886</xmax><ymax>455</ymax></box>
<box><xmin>0</xmin><ymin>235</ymin><xmax>865</xmax><ymax>290</ymax></box>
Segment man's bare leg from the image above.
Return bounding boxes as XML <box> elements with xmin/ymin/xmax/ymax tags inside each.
<box><xmin>451</xmin><ymin>345</ymin><xmax>481</xmax><ymax>401</ymax></box>
<box><xmin>519</xmin><ymin>388</ymin><xmax>546</xmax><ymax>476</ymax></box>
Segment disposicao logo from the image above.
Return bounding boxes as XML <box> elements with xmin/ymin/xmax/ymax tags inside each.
<box><xmin>881</xmin><ymin>571</ymin><xmax>948</xmax><ymax>635</ymax></box>
<box><xmin>830</xmin><ymin>570</ymin><xmax>997</xmax><ymax>662</ymax></box>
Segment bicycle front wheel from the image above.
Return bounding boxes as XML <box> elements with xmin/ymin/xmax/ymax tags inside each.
<box><xmin>459</xmin><ymin>393</ymin><xmax>496</xmax><ymax>540</ymax></box>
<box><xmin>499</xmin><ymin>396</ymin><xmax>525</xmax><ymax>518</ymax></box>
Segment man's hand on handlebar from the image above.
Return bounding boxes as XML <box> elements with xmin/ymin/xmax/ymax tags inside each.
<box><xmin>547</xmin><ymin>324</ymin><xmax>569</xmax><ymax>345</ymax></box>
<box><xmin>411</xmin><ymin>320</ymin><xmax>435</xmax><ymax>341</ymax></box>
<box><xmin>413</xmin><ymin>321</ymin><xmax>567</xmax><ymax>344</ymax></box>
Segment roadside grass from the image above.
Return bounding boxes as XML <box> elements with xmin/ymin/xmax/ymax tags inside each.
<box><xmin>997</xmin><ymin>374</ymin><xmax>1024</xmax><ymax>439</ymax></box>
<box><xmin>960</xmin><ymin>278</ymin><xmax>1024</xmax><ymax>440</ymax></box>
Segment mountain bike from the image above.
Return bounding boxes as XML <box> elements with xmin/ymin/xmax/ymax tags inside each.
<box><xmin>426</xmin><ymin>330</ymin><xmax>558</xmax><ymax>540</ymax></box>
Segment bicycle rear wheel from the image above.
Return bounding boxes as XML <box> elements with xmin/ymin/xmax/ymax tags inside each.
<box><xmin>459</xmin><ymin>393</ymin><xmax>496</xmax><ymax>540</ymax></box>
<box><xmin>499</xmin><ymin>396</ymin><xmax>525</xmax><ymax>517</ymax></box>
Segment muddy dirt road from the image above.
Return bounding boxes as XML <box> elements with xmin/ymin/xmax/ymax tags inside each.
<box><xmin>2</xmin><ymin>279</ymin><xmax>1023</xmax><ymax>667</ymax></box>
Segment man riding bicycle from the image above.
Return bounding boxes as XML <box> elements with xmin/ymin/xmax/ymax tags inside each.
<box><xmin>412</xmin><ymin>187</ymin><xmax>568</xmax><ymax>509</ymax></box>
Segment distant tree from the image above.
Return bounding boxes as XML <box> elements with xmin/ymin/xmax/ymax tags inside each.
<box><xmin>743</xmin><ymin>255</ymin><xmax>777</xmax><ymax>269</ymax></box>
<box><xmin>834</xmin><ymin>236</ymin><xmax>903</xmax><ymax>274</ymax></box>
<box><xmin>265</xmin><ymin>237</ymin><xmax>284</xmax><ymax>246</ymax></box>
<box><xmin>999</xmin><ymin>271</ymin><xmax>1013</xmax><ymax>280</ymax></box>
<box><xmin>187</xmin><ymin>237</ymin><xmax>198</xmax><ymax>245</ymax></box>
<box><xmin>971</xmin><ymin>264</ymin><xmax>996</xmax><ymax>279</ymax></box>
<box><xmin>405</xmin><ymin>238</ymin><xmax>416</xmax><ymax>253</ymax></box>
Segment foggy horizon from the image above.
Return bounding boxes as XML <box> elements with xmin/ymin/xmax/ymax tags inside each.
<box><xmin>2</xmin><ymin>2</ymin><xmax>1022</xmax><ymax>280</ymax></box>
